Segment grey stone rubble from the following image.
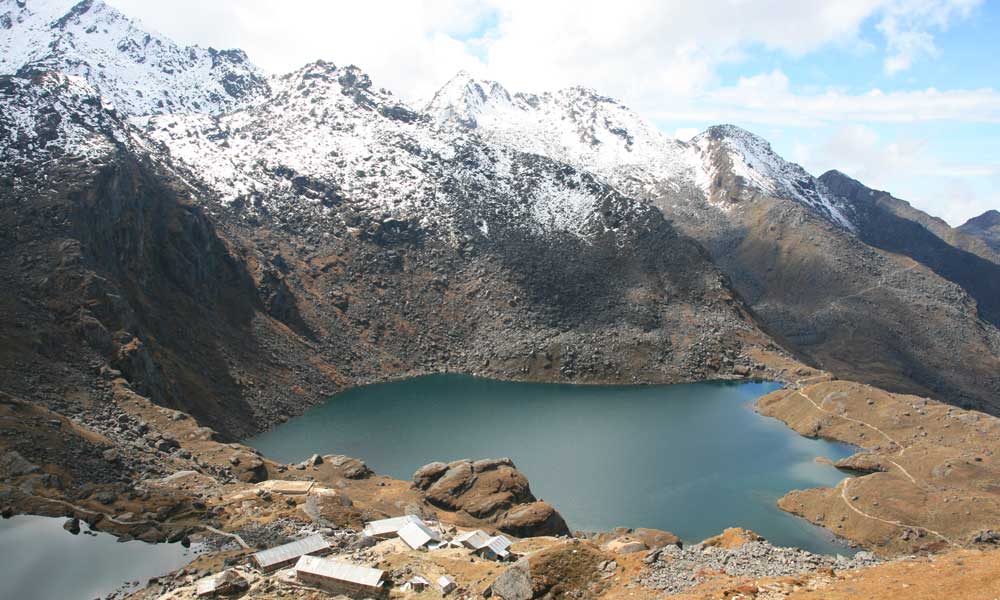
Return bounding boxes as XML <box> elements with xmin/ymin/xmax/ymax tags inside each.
<box><xmin>636</xmin><ymin>541</ymin><xmax>880</xmax><ymax>594</ymax></box>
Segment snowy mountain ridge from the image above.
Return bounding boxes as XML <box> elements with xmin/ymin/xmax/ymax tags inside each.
<box><xmin>144</xmin><ymin>60</ymin><xmax>657</xmax><ymax>243</ymax></box>
<box><xmin>426</xmin><ymin>72</ymin><xmax>856</xmax><ymax>231</ymax></box>
<box><xmin>0</xmin><ymin>68</ymin><xmax>137</xmax><ymax>169</ymax></box>
<box><xmin>0</xmin><ymin>0</ymin><xmax>270</xmax><ymax>117</ymax></box>
<box><xmin>425</xmin><ymin>71</ymin><xmax>706</xmax><ymax>204</ymax></box>
<box><xmin>692</xmin><ymin>124</ymin><xmax>855</xmax><ymax>229</ymax></box>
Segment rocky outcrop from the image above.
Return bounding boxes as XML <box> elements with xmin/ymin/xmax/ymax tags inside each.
<box><xmin>594</xmin><ymin>527</ymin><xmax>682</xmax><ymax>554</ymax></box>
<box><xmin>413</xmin><ymin>458</ymin><xmax>533</xmax><ymax>517</ymax></box>
<box><xmin>700</xmin><ymin>527</ymin><xmax>764</xmax><ymax>549</ymax></box>
<box><xmin>413</xmin><ymin>458</ymin><xmax>570</xmax><ymax>537</ymax></box>
<box><xmin>638</xmin><ymin>540</ymin><xmax>879</xmax><ymax>594</ymax></box>
<box><xmin>498</xmin><ymin>502</ymin><xmax>570</xmax><ymax>538</ymax></box>
<box><xmin>486</xmin><ymin>540</ymin><xmax>611</xmax><ymax>600</ymax></box>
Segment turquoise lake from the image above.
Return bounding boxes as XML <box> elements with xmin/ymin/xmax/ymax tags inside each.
<box><xmin>249</xmin><ymin>375</ymin><xmax>857</xmax><ymax>554</ymax></box>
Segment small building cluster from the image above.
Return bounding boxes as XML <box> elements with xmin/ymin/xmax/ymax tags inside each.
<box><xmin>451</xmin><ymin>528</ymin><xmax>513</xmax><ymax>560</ymax></box>
<box><xmin>362</xmin><ymin>515</ymin><xmax>514</xmax><ymax>560</ymax></box>
<box><xmin>222</xmin><ymin>514</ymin><xmax>516</xmax><ymax>598</ymax></box>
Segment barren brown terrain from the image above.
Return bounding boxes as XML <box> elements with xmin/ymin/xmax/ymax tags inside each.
<box><xmin>758</xmin><ymin>375</ymin><xmax>1000</xmax><ymax>555</ymax></box>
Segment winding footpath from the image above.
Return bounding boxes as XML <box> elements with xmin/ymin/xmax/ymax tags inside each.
<box><xmin>791</xmin><ymin>377</ymin><xmax>957</xmax><ymax>547</ymax></box>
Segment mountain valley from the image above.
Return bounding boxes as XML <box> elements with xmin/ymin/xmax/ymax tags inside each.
<box><xmin>1</xmin><ymin>1</ymin><xmax>999</xmax><ymax>599</ymax></box>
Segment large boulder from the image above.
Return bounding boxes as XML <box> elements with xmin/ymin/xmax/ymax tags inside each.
<box><xmin>229</xmin><ymin>452</ymin><xmax>268</xmax><ymax>483</ymax></box>
<box><xmin>413</xmin><ymin>458</ymin><xmax>533</xmax><ymax>518</ymax></box>
<box><xmin>631</xmin><ymin>528</ymin><xmax>682</xmax><ymax>549</ymax></box>
<box><xmin>413</xmin><ymin>458</ymin><xmax>570</xmax><ymax>537</ymax></box>
<box><xmin>499</xmin><ymin>502</ymin><xmax>570</xmax><ymax>538</ymax></box>
<box><xmin>324</xmin><ymin>455</ymin><xmax>373</xmax><ymax>479</ymax></box>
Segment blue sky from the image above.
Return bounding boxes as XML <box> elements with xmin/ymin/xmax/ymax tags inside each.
<box><xmin>668</xmin><ymin>3</ymin><xmax>1000</xmax><ymax>225</ymax></box>
<box><xmin>115</xmin><ymin>0</ymin><xmax>999</xmax><ymax>225</ymax></box>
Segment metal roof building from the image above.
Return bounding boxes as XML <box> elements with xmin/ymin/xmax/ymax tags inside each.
<box><xmin>397</xmin><ymin>520</ymin><xmax>442</xmax><ymax>550</ymax></box>
<box><xmin>452</xmin><ymin>529</ymin><xmax>513</xmax><ymax>559</ymax></box>
<box><xmin>362</xmin><ymin>514</ymin><xmax>423</xmax><ymax>538</ymax></box>
<box><xmin>251</xmin><ymin>534</ymin><xmax>332</xmax><ymax>572</ymax></box>
<box><xmin>477</xmin><ymin>535</ymin><xmax>513</xmax><ymax>560</ymax></box>
<box><xmin>453</xmin><ymin>529</ymin><xmax>490</xmax><ymax>549</ymax></box>
<box><xmin>295</xmin><ymin>555</ymin><xmax>386</xmax><ymax>597</ymax></box>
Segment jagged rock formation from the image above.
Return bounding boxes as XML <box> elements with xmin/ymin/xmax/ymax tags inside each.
<box><xmin>427</xmin><ymin>73</ymin><xmax>1000</xmax><ymax>413</ymax></box>
<box><xmin>0</xmin><ymin>70</ymin><xmax>326</xmax><ymax>439</ymax></box>
<box><xmin>958</xmin><ymin>209</ymin><xmax>1000</xmax><ymax>255</ymax></box>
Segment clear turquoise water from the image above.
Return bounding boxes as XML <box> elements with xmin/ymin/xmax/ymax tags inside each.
<box><xmin>0</xmin><ymin>515</ymin><xmax>198</xmax><ymax>600</ymax></box>
<box><xmin>249</xmin><ymin>375</ymin><xmax>857</xmax><ymax>554</ymax></box>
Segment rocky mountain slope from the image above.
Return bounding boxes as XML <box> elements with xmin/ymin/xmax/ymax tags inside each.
<box><xmin>821</xmin><ymin>172</ymin><xmax>999</xmax><ymax>265</ymax></box>
<box><xmin>0</xmin><ymin>0</ymin><xmax>269</xmax><ymax>117</ymax></box>
<box><xmin>958</xmin><ymin>209</ymin><xmax>1000</xmax><ymax>254</ymax></box>
<box><xmin>427</xmin><ymin>74</ymin><xmax>1000</xmax><ymax>414</ymax></box>
<box><xmin>818</xmin><ymin>170</ymin><xmax>1000</xmax><ymax>325</ymax></box>
<box><xmin>0</xmin><ymin>58</ymin><xmax>782</xmax><ymax>441</ymax></box>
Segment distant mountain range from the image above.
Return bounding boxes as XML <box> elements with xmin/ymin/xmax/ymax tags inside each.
<box><xmin>1</xmin><ymin>0</ymin><xmax>998</xmax><ymax>433</ymax></box>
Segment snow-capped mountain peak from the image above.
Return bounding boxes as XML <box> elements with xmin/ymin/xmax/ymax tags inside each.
<box><xmin>425</xmin><ymin>70</ymin><xmax>515</xmax><ymax>128</ymax></box>
<box><xmin>0</xmin><ymin>0</ymin><xmax>270</xmax><ymax>117</ymax></box>
<box><xmin>693</xmin><ymin>124</ymin><xmax>855</xmax><ymax>229</ymax></box>
<box><xmin>425</xmin><ymin>73</ymin><xmax>859</xmax><ymax>231</ymax></box>
<box><xmin>425</xmin><ymin>70</ymin><xmax>701</xmax><ymax>202</ymax></box>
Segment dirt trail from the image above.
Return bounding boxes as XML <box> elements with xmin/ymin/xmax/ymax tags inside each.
<box><xmin>837</xmin><ymin>480</ymin><xmax>955</xmax><ymax>546</ymax></box>
<box><xmin>790</xmin><ymin>379</ymin><xmax>957</xmax><ymax>547</ymax></box>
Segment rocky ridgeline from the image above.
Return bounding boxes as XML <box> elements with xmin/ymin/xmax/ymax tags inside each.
<box><xmin>637</xmin><ymin>541</ymin><xmax>880</xmax><ymax>594</ymax></box>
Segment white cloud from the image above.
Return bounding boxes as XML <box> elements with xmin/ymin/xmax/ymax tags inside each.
<box><xmin>111</xmin><ymin>0</ymin><xmax>492</xmax><ymax>101</ymax></box>
<box><xmin>876</xmin><ymin>0</ymin><xmax>982</xmax><ymax>74</ymax></box>
<box><xmin>107</xmin><ymin>0</ymin><xmax>979</xmax><ymax>107</ymax></box>
<box><xmin>652</xmin><ymin>70</ymin><xmax>1000</xmax><ymax>127</ymax></box>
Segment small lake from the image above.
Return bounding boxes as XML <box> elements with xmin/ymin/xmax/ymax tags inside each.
<box><xmin>250</xmin><ymin>375</ymin><xmax>857</xmax><ymax>554</ymax></box>
<box><xmin>0</xmin><ymin>515</ymin><xmax>199</xmax><ymax>600</ymax></box>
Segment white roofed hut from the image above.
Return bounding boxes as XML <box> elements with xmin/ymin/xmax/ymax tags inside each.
<box><xmin>362</xmin><ymin>514</ymin><xmax>424</xmax><ymax>539</ymax></box>
<box><xmin>401</xmin><ymin>576</ymin><xmax>430</xmax><ymax>592</ymax></box>
<box><xmin>397</xmin><ymin>520</ymin><xmax>443</xmax><ymax>550</ymax></box>
<box><xmin>452</xmin><ymin>529</ymin><xmax>490</xmax><ymax>549</ymax></box>
<box><xmin>475</xmin><ymin>535</ymin><xmax>513</xmax><ymax>561</ymax></box>
<box><xmin>251</xmin><ymin>534</ymin><xmax>332</xmax><ymax>573</ymax></box>
<box><xmin>294</xmin><ymin>555</ymin><xmax>386</xmax><ymax>598</ymax></box>
<box><xmin>452</xmin><ymin>529</ymin><xmax>514</xmax><ymax>560</ymax></box>
<box><xmin>438</xmin><ymin>575</ymin><xmax>457</xmax><ymax>595</ymax></box>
